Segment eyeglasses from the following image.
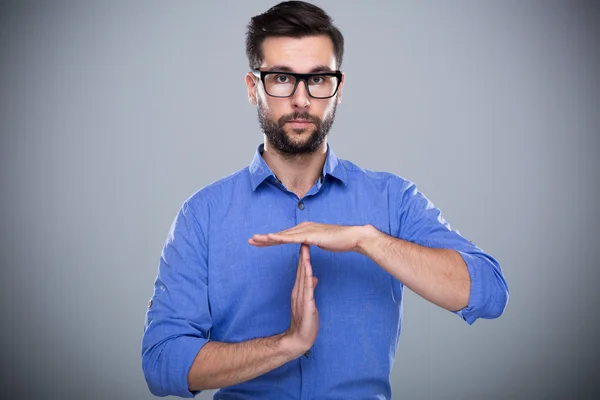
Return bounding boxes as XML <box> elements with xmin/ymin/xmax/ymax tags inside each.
<box><xmin>252</xmin><ymin>69</ymin><xmax>342</xmax><ymax>99</ymax></box>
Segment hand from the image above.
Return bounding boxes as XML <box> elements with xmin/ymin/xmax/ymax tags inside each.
<box><xmin>249</xmin><ymin>222</ymin><xmax>376</xmax><ymax>253</ymax></box>
<box><xmin>284</xmin><ymin>244</ymin><xmax>319</xmax><ymax>358</ymax></box>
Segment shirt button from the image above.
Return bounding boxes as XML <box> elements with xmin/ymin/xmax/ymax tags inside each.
<box><xmin>298</xmin><ymin>201</ymin><xmax>305</xmax><ymax>210</ymax></box>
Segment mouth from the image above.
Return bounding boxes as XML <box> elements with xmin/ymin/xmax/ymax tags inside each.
<box><xmin>286</xmin><ymin>119</ymin><xmax>314</xmax><ymax>127</ymax></box>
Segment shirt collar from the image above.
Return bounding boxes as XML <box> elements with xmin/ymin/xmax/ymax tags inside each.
<box><xmin>249</xmin><ymin>143</ymin><xmax>348</xmax><ymax>191</ymax></box>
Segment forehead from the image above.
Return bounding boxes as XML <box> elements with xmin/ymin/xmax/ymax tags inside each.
<box><xmin>260</xmin><ymin>35</ymin><xmax>336</xmax><ymax>72</ymax></box>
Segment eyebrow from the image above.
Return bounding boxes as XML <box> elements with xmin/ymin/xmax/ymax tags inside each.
<box><xmin>266</xmin><ymin>65</ymin><xmax>336</xmax><ymax>73</ymax></box>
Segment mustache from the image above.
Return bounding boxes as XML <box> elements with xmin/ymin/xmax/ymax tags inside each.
<box><xmin>278</xmin><ymin>112</ymin><xmax>321</xmax><ymax>126</ymax></box>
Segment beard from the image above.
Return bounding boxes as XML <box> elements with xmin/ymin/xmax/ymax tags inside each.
<box><xmin>257</xmin><ymin>99</ymin><xmax>337</xmax><ymax>156</ymax></box>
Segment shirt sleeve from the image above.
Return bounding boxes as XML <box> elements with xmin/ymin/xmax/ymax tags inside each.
<box><xmin>395</xmin><ymin>179</ymin><xmax>509</xmax><ymax>325</ymax></box>
<box><xmin>141</xmin><ymin>196</ymin><xmax>212</xmax><ymax>397</ymax></box>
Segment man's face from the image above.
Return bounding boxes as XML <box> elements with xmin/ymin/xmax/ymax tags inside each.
<box><xmin>246</xmin><ymin>35</ymin><xmax>344</xmax><ymax>155</ymax></box>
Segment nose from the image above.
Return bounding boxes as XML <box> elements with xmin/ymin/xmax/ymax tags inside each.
<box><xmin>291</xmin><ymin>79</ymin><xmax>310</xmax><ymax>109</ymax></box>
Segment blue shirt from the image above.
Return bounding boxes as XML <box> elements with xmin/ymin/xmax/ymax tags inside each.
<box><xmin>142</xmin><ymin>144</ymin><xmax>509</xmax><ymax>399</ymax></box>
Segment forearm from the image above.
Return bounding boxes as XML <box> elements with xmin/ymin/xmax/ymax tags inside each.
<box><xmin>358</xmin><ymin>225</ymin><xmax>470</xmax><ymax>311</ymax></box>
<box><xmin>187</xmin><ymin>332</ymin><xmax>300</xmax><ymax>391</ymax></box>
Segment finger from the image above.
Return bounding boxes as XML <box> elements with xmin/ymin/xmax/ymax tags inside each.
<box><xmin>277</xmin><ymin>221</ymin><xmax>312</xmax><ymax>234</ymax></box>
<box><xmin>291</xmin><ymin>244</ymin><xmax>303</xmax><ymax>302</ymax></box>
<box><xmin>312</xmin><ymin>277</ymin><xmax>318</xmax><ymax>287</ymax></box>
<box><xmin>254</xmin><ymin>224</ymin><xmax>307</xmax><ymax>239</ymax></box>
<box><xmin>250</xmin><ymin>234</ymin><xmax>282</xmax><ymax>243</ymax></box>
<box><xmin>275</xmin><ymin>225</ymin><xmax>303</xmax><ymax>234</ymax></box>
<box><xmin>278</xmin><ymin>223</ymin><xmax>315</xmax><ymax>235</ymax></box>
<box><xmin>298</xmin><ymin>244</ymin><xmax>307</xmax><ymax>307</ymax></box>
<box><xmin>250</xmin><ymin>224</ymin><xmax>313</xmax><ymax>244</ymax></box>
<box><xmin>250</xmin><ymin>233</ymin><xmax>290</xmax><ymax>246</ymax></box>
<box><xmin>268</xmin><ymin>223</ymin><xmax>315</xmax><ymax>238</ymax></box>
<box><xmin>267</xmin><ymin>233</ymin><xmax>313</xmax><ymax>245</ymax></box>
<box><xmin>302</xmin><ymin>242</ymin><xmax>311</xmax><ymax>264</ymax></box>
<box><xmin>303</xmin><ymin>245</ymin><xmax>315</xmax><ymax>304</ymax></box>
<box><xmin>248</xmin><ymin>238</ymin><xmax>278</xmax><ymax>247</ymax></box>
<box><xmin>253</xmin><ymin>222</ymin><xmax>320</xmax><ymax>240</ymax></box>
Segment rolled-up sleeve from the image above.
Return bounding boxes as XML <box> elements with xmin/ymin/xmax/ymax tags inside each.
<box><xmin>142</xmin><ymin>196</ymin><xmax>212</xmax><ymax>397</ymax></box>
<box><xmin>396</xmin><ymin>179</ymin><xmax>509</xmax><ymax>325</ymax></box>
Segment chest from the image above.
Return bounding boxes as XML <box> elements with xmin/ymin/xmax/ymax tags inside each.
<box><xmin>204</xmin><ymin>184</ymin><xmax>395</xmax><ymax>338</ymax></box>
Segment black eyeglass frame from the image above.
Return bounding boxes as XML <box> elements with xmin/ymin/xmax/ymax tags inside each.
<box><xmin>251</xmin><ymin>69</ymin><xmax>343</xmax><ymax>99</ymax></box>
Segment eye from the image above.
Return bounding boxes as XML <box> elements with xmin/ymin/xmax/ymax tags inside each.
<box><xmin>310</xmin><ymin>76</ymin><xmax>325</xmax><ymax>84</ymax></box>
<box><xmin>274</xmin><ymin>74</ymin><xmax>292</xmax><ymax>83</ymax></box>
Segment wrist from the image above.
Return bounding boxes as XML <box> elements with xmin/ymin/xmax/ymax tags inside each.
<box><xmin>279</xmin><ymin>332</ymin><xmax>307</xmax><ymax>360</ymax></box>
<box><xmin>355</xmin><ymin>224</ymin><xmax>384</xmax><ymax>255</ymax></box>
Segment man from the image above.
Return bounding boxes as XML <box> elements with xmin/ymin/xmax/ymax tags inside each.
<box><xmin>141</xmin><ymin>1</ymin><xmax>509</xmax><ymax>398</ymax></box>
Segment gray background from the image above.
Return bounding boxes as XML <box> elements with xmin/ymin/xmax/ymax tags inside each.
<box><xmin>1</xmin><ymin>1</ymin><xmax>598</xmax><ymax>399</ymax></box>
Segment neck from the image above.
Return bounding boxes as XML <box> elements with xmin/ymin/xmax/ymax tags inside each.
<box><xmin>262</xmin><ymin>140</ymin><xmax>328</xmax><ymax>198</ymax></box>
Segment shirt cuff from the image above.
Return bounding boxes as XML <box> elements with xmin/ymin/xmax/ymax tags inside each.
<box><xmin>165</xmin><ymin>336</ymin><xmax>210</xmax><ymax>398</ymax></box>
<box><xmin>452</xmin><ymin>250</ymin><xmax>490</xmax><ymax>325</ymax></box>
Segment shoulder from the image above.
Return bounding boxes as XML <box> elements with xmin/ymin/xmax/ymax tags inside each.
<box><xmin>337</xmin><ymin>158</ymin><xmax>416</xmax><ymax>194</ymax></box>
<box><xmin>182</xmin><ymin>166</ymin><xmax>251</xmax><ymax>213</ymax></box>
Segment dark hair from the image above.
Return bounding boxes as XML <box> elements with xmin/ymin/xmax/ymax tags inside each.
<box><xmin>245</xmin><ymin>1</ymin><xmax>345</xmax><ymax>70</ymax></box>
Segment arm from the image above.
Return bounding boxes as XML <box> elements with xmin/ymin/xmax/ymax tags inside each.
<box><xmin>385</xmin><ymin>180</ymin><xmax>509</xmax><ymax>324</ymax></box>
<box><xmin>187</xmin><ymin>334</ymin><xmax>292</xmax><ymax>390</ymax></box>
<box><xmin>249</xmin><ymin>180</ymin><xmax>509</xmax><ymax>325</ymax></box>
<box><xmin>357</xmin><ymin>226</ymin><xmax>470</xmax><ymax>312</ymax></box>
<box><xmin>142</xmin><ymin>196</ymin><xmax>318</xmax><ymax>396</ymax></box>
<box><xmin>188</xmin><ymin>244</ymin><xmax>318</xmax><ymax>391</ymax></box>
<box><xmin>142</xmin><ymin>199</ymin><xmax>212</xmax><ymax>397</ymax></box>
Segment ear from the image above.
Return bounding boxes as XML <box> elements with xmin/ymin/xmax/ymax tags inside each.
<box><xmin>336</xmin><ymin>72</ymin><xmax>345</xmax><ymax>105</ymax></box>
<box><xmin>245</xmin><ymin>72</ymin><xmax>258</xmax><ymax>105</ymax></box>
